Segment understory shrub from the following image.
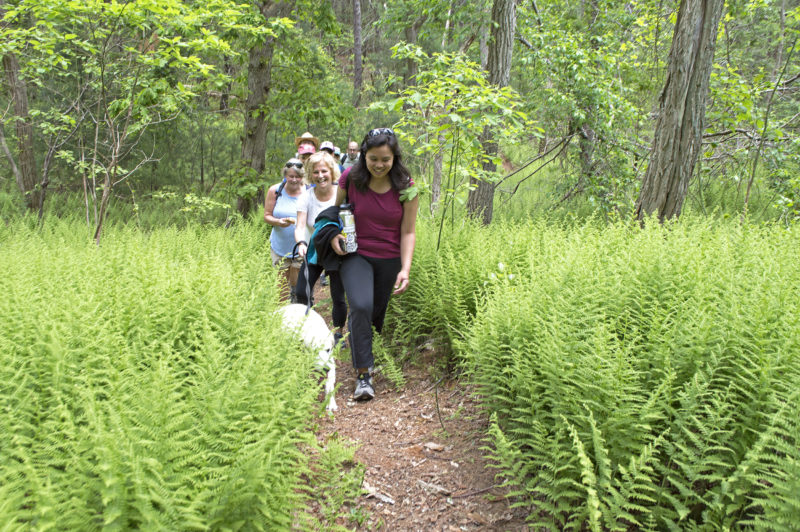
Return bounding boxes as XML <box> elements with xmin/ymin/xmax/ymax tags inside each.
<box><xmin>0</xmin><ymin>219</ymin><xmax>322</xmax><ymax>529</ymax></box>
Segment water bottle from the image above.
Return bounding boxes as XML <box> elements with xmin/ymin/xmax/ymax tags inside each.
<box><xmin>339</xmin><ymin>204</ymin><xmax>358</xmax><ymax>253</ymax></box>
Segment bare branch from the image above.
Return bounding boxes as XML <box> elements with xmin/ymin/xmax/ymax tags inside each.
<box><xmin>496</xmin><ymin>134</ymin><xmax>574</xmax><ymax>188</ymax></box>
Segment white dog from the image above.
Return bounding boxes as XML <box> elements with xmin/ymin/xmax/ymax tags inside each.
<box><xmin>277</xmin><ymin>304</ymin><xmax>338</xmax><ymax>412</ymax></box>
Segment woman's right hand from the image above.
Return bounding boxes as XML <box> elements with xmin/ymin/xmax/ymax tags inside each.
<box><xmin>277</xmin><ymin>217</ymin><xmax>294</xmax><ymax>228</ymax></box>
<box><xmin>331</xmin><ymin>234</ymin><xmax>346</xmax><ymax>256</ymax></box>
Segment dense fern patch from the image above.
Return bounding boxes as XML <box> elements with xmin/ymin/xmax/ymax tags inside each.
<box><xmin>0</xmin><ymin>220</ymin><xmax>321</xmax><ymax>529</ymax></box>
<box><xmin>389</xmin><ymin>216</ymin><xmax>800</xmax><ymax>530</ymax></box>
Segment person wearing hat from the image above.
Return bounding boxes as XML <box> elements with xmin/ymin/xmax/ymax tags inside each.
<box><xmin>319</xmin><ymin>141</ymin><xmax>342</xmax><ymax>175</ymax></box>
<box><xmin>295</xmin><ymin>132</ymin><xmax>319</xmax><ymax>163</ymax></box>
<box><xmin>333</xmin><ymin>146</ymin><xmax>344</xmax><ymax>172</ymax></box>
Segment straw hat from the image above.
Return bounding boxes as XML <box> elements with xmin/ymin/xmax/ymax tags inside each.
<box><xmin>294</xmin><ymin>132</ymin><xmax>319</xmax><ymax>149</ymax></box>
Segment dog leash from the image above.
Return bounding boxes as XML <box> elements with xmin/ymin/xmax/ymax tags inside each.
<box><xmin>291</xmin><ymin>240</ymin><xmax>313</xmax><ymax>316</ymax></box>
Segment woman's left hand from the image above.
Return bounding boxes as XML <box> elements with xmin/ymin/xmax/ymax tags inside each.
<box><xmin>393</xmin><ymin>270</ymin><xmax>409</xmax><ymax>295</ymax></box>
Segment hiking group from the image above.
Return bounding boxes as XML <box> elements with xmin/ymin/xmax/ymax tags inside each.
<box><xmin>264</xmin><ymin>128</ymin><xmax>419</xmax><ymax>401</ymax></box>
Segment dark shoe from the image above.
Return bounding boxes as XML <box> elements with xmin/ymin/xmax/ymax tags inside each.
<box><xmin>353</xmin><ymin>373</ymin><xmax>374</xmax><ymax>401</ymax></box>
<box><xmin>333</xmin><ymin>332</ymin><xmax>345</xmax><ymax>350</ymax></box>
<box><xmin>321</xmin><ymin>274</ymin><xmax>329</xmax><ymax>286</ymax></box>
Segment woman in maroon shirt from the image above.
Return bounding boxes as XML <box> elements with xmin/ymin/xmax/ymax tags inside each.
<box><xmin>333</xmin><ymin>128</ymin><xmax>419</xmax><ymax>401</ymax></box>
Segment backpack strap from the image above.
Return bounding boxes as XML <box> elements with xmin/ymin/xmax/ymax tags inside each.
<box><xmin>275</xmin><ymin>178</ymin><xmax>287</xmax><ymax>199</ymax></box>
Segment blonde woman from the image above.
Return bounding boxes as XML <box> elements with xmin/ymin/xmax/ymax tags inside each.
<box><xmin>264</xmin><ymin>158</ymin><xmax>307</xmax><ymax>301</ymax></box>
<box><xmin>294</xmin><ymin>151</ymin><xmax>346</xmax><ymax>342</ymax></box>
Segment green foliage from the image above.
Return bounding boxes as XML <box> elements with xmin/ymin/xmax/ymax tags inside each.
<box><xmin>1</xmin><ymin>0</ymin><xmax>267</xmax><ymax>236</ymax></box>
<box><xmin>303</xmin><ymin>433</ymin><xmax>367</xmax><ymax>531</ymax></box>
<box><xmin>468</xmin><ymin>217</ymin><xmax>800</xmax><ymax>529</ymax></box>
<box><xmin>370</xmin><ymin>43</ymin><xmax>532</xmax><ymax>218</ymax></box>
<box><xmin>388</xmin><ymin>214</ymin><xmax>800</xmax><ymax>529</ymax></box>
<box><xmin>0</xmin><ymin>218</ymin><xmax>326</xmax><ymax>528</ymax></box>
<box><xmin>372</xmin><ymin>328</ymin><xmax>406</xmax><ymax>390</ymax></box>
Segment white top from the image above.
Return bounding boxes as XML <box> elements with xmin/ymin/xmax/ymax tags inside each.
<box><xmin>297</xmin><ymin>189</ymin><xmax>337</xmax><ymax>241</ymax></box>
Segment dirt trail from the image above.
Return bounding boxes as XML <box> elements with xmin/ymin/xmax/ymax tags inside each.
<box><xmin>310</xmin><ymin>286</ymin><xmax>530</xmax><ymax>531</ymax></box>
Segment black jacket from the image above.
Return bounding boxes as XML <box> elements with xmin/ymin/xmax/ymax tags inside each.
<box><xmin>309</xmin><ymin>206</ymin><xmax>343</xmax><ymax>272</ymax></box>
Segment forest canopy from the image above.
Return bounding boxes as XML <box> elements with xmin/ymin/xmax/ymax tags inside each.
<box><xmin>1</xmin><ymin>0</ymin><xmax>798</xmax><ymax>231</ymax></box>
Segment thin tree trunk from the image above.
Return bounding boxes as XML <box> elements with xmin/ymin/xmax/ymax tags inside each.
<box><xmin>353</xmin><ymin>0</ymin><xmax>363</xmax><ymax>106</ymax></box>
<box><xmin>575</xmin><ymin>0</ymin><xmax>599</xmax><ymax>184</ymax></box>
<box><xmin>466</xmin><ymin>0</ymin><xmax>516</xmax><ymax>225</ymax></box>
<box><xmin>773</xmin><ymin>0</ymin><xmax>786</xmax><ymax>79</ymax></box>
<box><xmin>442</xmin><ymin>0</ymin><xmax>453</xmax><ymax>50</ymax></box>
<box><xmin>479</xmin><ymin>20</ymin><xmax>489</xmax><ymax>69</ymax></box>
<box><xmin>431</xmin><ymin>132</ymin><xmax>445</xmax><ymax>214</ymax></box>
<box><xmin>403</xmin><ymin>18</ymin><xmax>426</xmax><ymax>86</ymax></box>
<box><xmin>0</xmin><ymin>124</ymin><xmax>21</xmax><ymax>190</ymax></box>
<box><xmin>744</xmin><ymin>33</ymin><xmax>798</xmax><ymax>218</ymax></box>
<box><xmin>635</xmin><ymin>0</ymin><xmax>725</xmax><ymax>223</ymax></box>
<box><xmin>2</xmin><ymin>49</ymin><xmax>41</xmax><ymax>211</ymax></box>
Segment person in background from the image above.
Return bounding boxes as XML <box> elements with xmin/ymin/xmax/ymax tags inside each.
<box><xmin>264</xmin><ymin>158</ymin><xmax>307</xmax><ymax>302</ymax></box>
<box><xmin>341</xmin><ymin>140</ymin><xmax>359</xmax><ymax>170</ymax></box>
<box><xmin>317</xmin><ymin>140</ymin><xmax>337</xmax><ymax>287</ymax></box>
<box><xmin>310</xmin><ymin>140</ymin><xmax>342</xmax><ymax>286</ymax></box>
<box><xmin>319</xmin><ymin>140</ymin><xmax>335</xmax><ymax>154</ymax></box>
<box><xmin>295</xmin><ymin>131</ymin><xmax>319</xmax><ymax>164</ymax></box>
<box><xmin>332</xmin><ymin>128</ymin><xmax>418</xmax><ymax>401</ymax></box>
<box><xmin>294</xmin><ymin>151</ymin><xmax>347</xmax><ymax>343</ymax></box>
<box><xmin>333</xmin><ymin>146</ymin><xmax>344</xmax><ymax>172</ymax></box>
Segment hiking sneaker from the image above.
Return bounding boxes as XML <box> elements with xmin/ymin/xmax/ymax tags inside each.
<box><xmin>320</xmin><ymin>274</ymin><xmax>329</xmax><ymax>286</ymax></box>
<box><xmin>353</xmin><ymin>373</ymin><xmax>375</xmax><ymax>401</ymax></box>
<box><xmin>333</xmin><ymin>332</ymin><xmax>345</xmax><ymax>350</ymax></box>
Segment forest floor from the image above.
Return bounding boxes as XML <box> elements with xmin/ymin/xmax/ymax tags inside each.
<box><xmin>305</xmin><ymin>284</ymin><xmax>532</xmax><ymax>531</ymax></box>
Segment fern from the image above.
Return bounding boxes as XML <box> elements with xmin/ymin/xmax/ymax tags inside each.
<box><xmin>0</xmin><ymin>218</ymin><xmax>323</xmax><ymax>528</ymax></box>
<box><xmin>372</xmin><ymin>328</ymin><xmax>406</xmax><ymax>389</ymax></box>
<box><xmin>451</xmin><ymin>215</ymin><xmax>800</xmax><ymax>529</ymax></box>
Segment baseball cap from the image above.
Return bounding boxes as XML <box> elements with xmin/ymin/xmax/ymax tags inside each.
<box><xmin>320</xmin><ymin>141</ymin><xmax>335</xmax><ymax>153</ymax></box>
<box><xmin>297</xmin><ymin>143</ymin><xmax>316</xmax><ymax>155</ymax></box>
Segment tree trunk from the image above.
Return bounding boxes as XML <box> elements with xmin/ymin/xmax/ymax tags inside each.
<box><xmin>2</xmin><ymin>48</ymin><xmax>41</xmax><ymax>211</ymax></box>
<box><xmin>577</xmin><ymin>0</ymin><xmax>599</xmax><ymax>183</ymax></box>
<box><xmin>238</xmin><ymin>38</ymin><xmax>275</xmax><ymax>215</ymax></box>
<box><xmin>237</xmin><ymin>1</ymin><xmax>293</xmax><ymax>216</ymax></box>
<box><xmin>479</xmin><ymin>20</ymin><xmax>489</xmax><ymax>70</ymax></box>
<box><xmin>220</xmin><ymin>58</ymin><xmax>234</xmax><ymax>115</ymax></box>
<box><xmin>466</xmin><ymin>0</ymin><xmax>516</xmax><ymax>225</ymax></box>
<box><xmin>635</xmin><ymin>0</ymin><xmax>724</xmax><ymax>223</ymax></box>
<box><xmin>774</xmin><ymin>0</ymin><xmax>786</xmax><ymax>80</ymax></box>
<box><xmin>403</xmin><ymin>18</ymin><xmax>426</xmax><ymax>87</ymax></box>
<box><xmin>353</xmin><ymin>0</ymin><xmax>363</xmax><ymax>106</ymax></box>
<box><xmin>441</xmin><ymin>0</ymin><xmax>453</xmax><ymax>50</ymax></box>
<box><xmin>431</xmin><ymin>132</ymin><xmax>445</xmax><ymax>214</ymax></box>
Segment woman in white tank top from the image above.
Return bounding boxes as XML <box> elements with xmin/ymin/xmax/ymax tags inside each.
<box><xmin>294</xmin><ymin>152</ymin><xmax>346</xmax><ymax>344</ymax></box>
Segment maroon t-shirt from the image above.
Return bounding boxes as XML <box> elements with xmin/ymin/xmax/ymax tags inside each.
<box><xmin>339</xmin><ymin>169</ymin><xmax>412</xmax><ymax>259</ymax></box>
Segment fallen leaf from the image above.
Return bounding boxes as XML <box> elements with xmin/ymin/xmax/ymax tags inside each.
<box><xmin>467</xmin><ymin>512</ymin><xmax>490</xmax><ymax>525</ymax></box>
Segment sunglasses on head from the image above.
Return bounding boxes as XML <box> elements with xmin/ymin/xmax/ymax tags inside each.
<box><xmin>285</xmin><ymin>161</ymin><xmax>303</xmax><ymax>169</ymax></box>
<box><xmin>368</xmin><ymin>127</ymin><xmax>395</xmax><ymax>138</ymax></box>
